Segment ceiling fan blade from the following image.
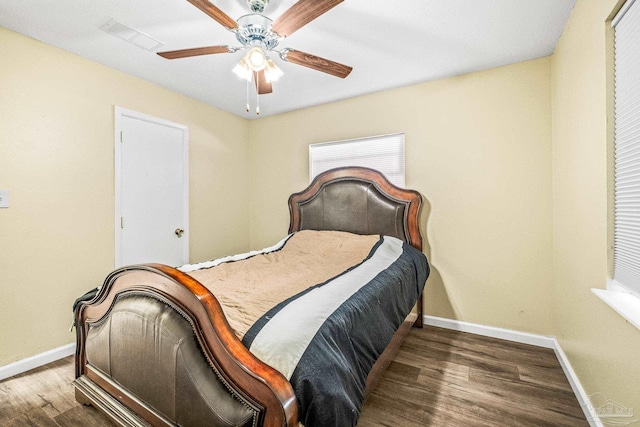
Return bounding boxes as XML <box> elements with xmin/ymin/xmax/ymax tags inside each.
<box><xmin>254</xmin><ymin>70</ymin><xmax>273</xmax><ymax>95</ymax></box>
<box><xmin>272</xmin><ymin>0</ymin><xmax>343</xmax><ymax>37</ymax></box>
<box><xmin>157</xmin><ymin>45</ymin><xmax>231</xmax><ymax>59</ymax></box>
<box><xmin>187</xmin><ymin>0</ymin><xmax>238</xmax><ymax>30</ymax></box>
<box><xmin>282</xmin><ymin>49</ymin><xmax>352</xmax><ymax>78</ymax></box>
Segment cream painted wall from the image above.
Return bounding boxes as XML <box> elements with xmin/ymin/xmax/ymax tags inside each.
<box><xmin>0</xmin><ymin>27</ymin><xmax>250</xmax><ymax>366</ymax></box>
<box><xmin>248</xmin><ymin>57</ymin><xmax>554</xmax><ymax>336</ymax></box>
<box><xmin>552</xmin><ymin>0</ymin><xmax>640</xmax><ymax>414</ymax></box>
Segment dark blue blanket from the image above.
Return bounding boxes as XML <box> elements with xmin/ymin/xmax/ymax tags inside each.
<box><xmin>242</xmin><ymin>235</ymin><xmax>429</xmax><ymax>427</ymax></box>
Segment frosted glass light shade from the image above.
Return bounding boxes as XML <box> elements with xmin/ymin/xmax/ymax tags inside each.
<box><xmin>246</xmin><ymin>47</ymin><xmax>267</xmax><ymax>71</ymax></box>
<box><xmin>232</xmin><ymin>57</ymin><xmax>252</xmax><ymax>81</ymax></box>
<box><xmin>265</xmin><ymin>59</ymin><xmax>283</xmax><ymax>82</ymax></box>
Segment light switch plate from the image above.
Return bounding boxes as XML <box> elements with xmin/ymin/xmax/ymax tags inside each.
<box><xmin>0</xmin><ymin>190</ymin><xmax>8</xmax><ymax>208</ymax></box>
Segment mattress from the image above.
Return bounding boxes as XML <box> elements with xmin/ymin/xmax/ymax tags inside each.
<box><xmin>179</xmin><ymin>230</ymin><xmax>430</xmax><ymax>427</ymax></box>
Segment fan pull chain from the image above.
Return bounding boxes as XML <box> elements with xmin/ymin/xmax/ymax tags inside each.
<box><xmin>245</xmin><ymin>79</ymin><xmax>250</xmax><ymax>113</ymax></box>
<box><xmin>255</xmin><ymin>72</ymin><xmax>260</xmax><ymax>115</ymax></box>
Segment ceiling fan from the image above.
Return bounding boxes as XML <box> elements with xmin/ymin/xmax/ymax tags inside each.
<box><xmin>157</xmin><ymin>0</ymin><xmax>353</xmax><ymax>114</ymax></box>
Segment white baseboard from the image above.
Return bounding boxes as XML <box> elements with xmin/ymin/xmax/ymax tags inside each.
<box><xmin>0</xmin><ymin>343</ymin><xmax>75</xmax><ymax>382</ymax></box>
<box><xmin>423</xmin><ymin>315</ymin><xmax>602</xmax><ymax>427</ymax></box>
<box><xmin>423</xmin><ymin>315</ymin><xmax>556</xmax><ymax>348</ymax></box>
<box><xmin>552</xmin><ymin>341</ymin><xmax>603</xmax><ymax>427</ymax></box>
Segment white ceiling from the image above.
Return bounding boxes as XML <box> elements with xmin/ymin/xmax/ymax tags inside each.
<box><xmin>0</xmin><ymin>0</ymin><xmax>575</xmax><ymax>119</ymax></box>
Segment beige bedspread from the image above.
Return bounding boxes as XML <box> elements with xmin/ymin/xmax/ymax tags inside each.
<box><xmin>186</xmin><ymin>230</ymin><xmax>379</xmax><ymax>339</ymax></box>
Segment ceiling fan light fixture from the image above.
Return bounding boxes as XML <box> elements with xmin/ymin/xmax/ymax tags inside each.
<box><xmin>232</xmin><ymin>57</ymin><xmax>253</xmax><ymax>81</ymax></box>
<box><xmin>264</xmin><ymin>58</ymin><xmax>283</xmax><ymax>82</ymax></box>
<box><xmin>157</xmin><ymin>0</ymin><xmax>353</xmax><ymax>114</ymax></box>
<box><xmin>246</xmin><ymin>47</ymin><xmax>267</xmax><ymax>71</ymax></box>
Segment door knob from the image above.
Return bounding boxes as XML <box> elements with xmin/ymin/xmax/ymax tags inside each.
<box><xmin>175</xmin><ymin>228</ymin><xmax>184</xmax><ymax>238</ymax></box>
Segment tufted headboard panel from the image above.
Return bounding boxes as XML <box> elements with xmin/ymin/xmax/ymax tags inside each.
<box><xmin>288</xmin><ymin>167</ymin><xmax>423</xmax><ymax>251</ymax></box>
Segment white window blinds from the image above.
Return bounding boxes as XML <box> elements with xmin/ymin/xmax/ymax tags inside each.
<box><xmin>309</xmin><ymin>133</ymin><xmax>405</xmax><ymax>187</ymax></box>
<box><xmin>613</xmin><ymin>0</ymin><xmax>640</xmax><ymax>296</ymax></box>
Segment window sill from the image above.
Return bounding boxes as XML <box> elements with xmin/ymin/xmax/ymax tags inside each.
<box><xmin>592</xmin><ymin>284</ymin><xmax>640</xmax><ymax>331</ymax></box>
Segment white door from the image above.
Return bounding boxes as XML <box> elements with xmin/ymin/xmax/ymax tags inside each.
<box><xmin>115</xmin><ymin>107</ymin><xmax>189</xmax><ymax>267</ymax></box>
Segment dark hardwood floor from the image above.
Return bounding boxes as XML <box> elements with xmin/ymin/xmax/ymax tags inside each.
<box><xmin>358</xmin><ymin>327</ymin><xmax>588</xmax><ymax>426</ymax></box>
<box><xmin>0</xmin><ymin>326</ymin><xmax>588</xmax><ymax>426</ymax></box>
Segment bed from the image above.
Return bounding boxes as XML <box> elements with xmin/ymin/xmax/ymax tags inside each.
<box><xmin>74</xmin><ymin>166</ymin><xmax>429</xmax><ymax>427</ymax></box>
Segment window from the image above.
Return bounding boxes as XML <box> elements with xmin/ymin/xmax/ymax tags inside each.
<box><xmin>309</xmin><ymin>133</ymin><xmax>405</xmax><ymax>187</ymax></box>
<box><xmin>593</xmin><ymin>0</ymin><xmax>640</xmax><ymax>330</ymax></box>
<box><xmin>611</xmin><ymin>0</ymin><xmax>640</xmax><ymax>298</ymax></box>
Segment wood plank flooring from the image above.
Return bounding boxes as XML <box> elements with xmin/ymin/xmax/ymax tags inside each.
<box><xmin>358</xmin><ymin>327</ymin><xmax>588</xmax><ymax>426</ymax></box>
<box><xmin>0</xmin><ymin>326</ymin><xmax>588</xmax><ymax>426</ymax></box>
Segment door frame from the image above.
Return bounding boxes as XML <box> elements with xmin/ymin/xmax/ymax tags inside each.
<box><xmin>114</xmin><ymin>106</ymin><xmax>189</xmax><ymax>268</ymax></box>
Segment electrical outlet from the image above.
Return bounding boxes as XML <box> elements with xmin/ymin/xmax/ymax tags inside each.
<box><xmin>0</xmin><ymin>190</ymin><xmax>9</xmax><ymax>208</ymax></box>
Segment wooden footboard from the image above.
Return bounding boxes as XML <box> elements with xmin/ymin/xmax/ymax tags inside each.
<box><xmin>75</xmin><ymin>262</ymin><xmax>420</xmax><ymax>427</ymax></box>
<box><xmin>75</xmin><ymin>263</ymin><xmax>298</xmax><ymax>427</ymax></box>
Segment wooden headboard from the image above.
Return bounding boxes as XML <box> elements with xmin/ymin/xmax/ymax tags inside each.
<box><xmin>288</xmin><ymin>167</ymin><xmax>423</xmax><ymax>251</ymax></box>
